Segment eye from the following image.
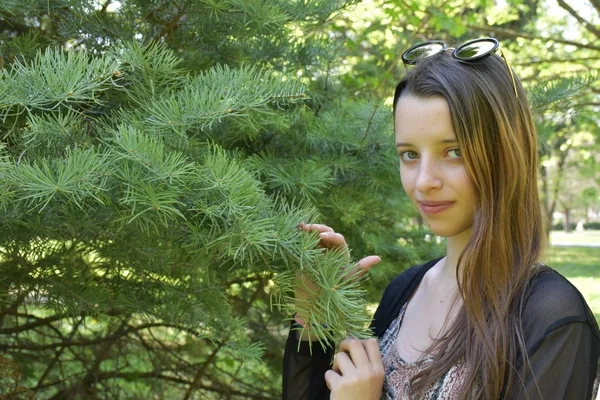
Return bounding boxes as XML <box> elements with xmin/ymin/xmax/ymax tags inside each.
<box><xmin>399</xmin><ymin>150</ymin><xmax>419</xmax><ymax>161</ymax></box>
<box><xmin>447</xmin><ymin>148</ymin><xmax>462</xmax><ymax>159</ymax></box>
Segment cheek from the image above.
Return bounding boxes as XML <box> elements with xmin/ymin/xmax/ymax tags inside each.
<box><xmin>456</xmin><ymin>172</ymin><xmax>477</xmax><ymax>205</ymax></box>
<box><xmin>448</xmin><ymin>164</ymin><xmax>472</xmax><ymax>187</ymax></box>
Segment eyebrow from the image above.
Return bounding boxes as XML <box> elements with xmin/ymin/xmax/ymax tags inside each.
<box><xmin>395</xmin><ymin>139</ymin><xmax>459</xmax><ymax>147</ymax></box>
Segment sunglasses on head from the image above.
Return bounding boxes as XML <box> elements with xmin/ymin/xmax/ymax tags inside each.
<box><xmin>401</xmin><ymin>37</ymin><xmax>518</xmax><ymax>98</ymax></box>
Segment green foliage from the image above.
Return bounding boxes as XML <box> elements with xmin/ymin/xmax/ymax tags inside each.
<box><xmin>112</xmin><ymin>41</ymin><xmax>186</xmax><ymax>104</ymax></box>
<box><xmin>1</xmin><ymin>47</ymin><xmax>121</xmax><ymax>119</ymax></box>
<box><xmin>0</xmin><ymin>1</ymin><xmax>440</xmax><ymax>398</ymax></box>
<box><xmin>6</xmin><ymin>147</ymin><xmax>108</xmax><ymax>212</ymax></box>
<box><xmin>528</xmin><ymin>73</ymin><xmax>598</xmax><ymax>113</ymax></box>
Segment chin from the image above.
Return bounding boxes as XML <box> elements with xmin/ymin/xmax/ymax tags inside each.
<box><xmin>427</xmin><ymin>225</ymin><xmax>473</xmax><ymax>240</ymax></box>
<box><xmin>428</xmin><ymin>229</ymin><xmax>454</xmax><ymax>238</ymax></box>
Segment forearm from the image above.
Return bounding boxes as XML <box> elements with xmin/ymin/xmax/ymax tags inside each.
<box><xmin>283</xmin><ymin>321</ymin><xmax>334</xmax><ymax>400</ymax></box>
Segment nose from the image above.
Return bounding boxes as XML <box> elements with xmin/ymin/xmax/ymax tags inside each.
<box><xmin>415</xmin><ymin>156</ymin><xmax>442</xmax><ymax>193</ymax></box>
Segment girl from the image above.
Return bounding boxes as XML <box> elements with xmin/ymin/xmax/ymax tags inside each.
<box><xmin>283</xmin><ymin>38</ymin><xmax>600</xmax><ymax>400</ymax></box>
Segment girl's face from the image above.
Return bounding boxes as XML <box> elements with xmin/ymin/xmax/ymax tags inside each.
<box><xmin>394</xmin><ymin>94</ymin><xmax>476</xmax><ymax>242</ymax></box>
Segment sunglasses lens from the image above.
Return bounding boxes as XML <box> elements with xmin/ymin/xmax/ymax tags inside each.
<box><xmin>403</xmin><ymin>42</ymin><xmax>445</xmax><ymax>64</ymax></box>
<box><xmin>455</xmin><ymin>40</ymin><xmax>497</xmax><ymax>60</ymax></box>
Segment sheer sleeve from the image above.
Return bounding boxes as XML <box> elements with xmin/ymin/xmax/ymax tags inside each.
<box><xmin>511</xmin><ymin>322</ymin><xmax>600</xmax><ymax>400</ymax></box>
<box><xmin>510</xmin><ymin>266</ymin><xmax>600</xmax><ymax>400</ymax></box>
<box><xmin>282</xmin><ymin>320</ymin><xmax>334</xmax><ymax>400</ymax></box>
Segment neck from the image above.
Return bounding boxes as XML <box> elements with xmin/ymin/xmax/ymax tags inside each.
<box><xmin>441</xmin><ymin>228</ymin><xmax>472</xmax><ymax>284</ymax></box>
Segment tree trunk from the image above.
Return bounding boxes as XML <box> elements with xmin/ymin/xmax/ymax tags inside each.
<box><xmin>540</xmin><ymin>164</ymin><xmax>552</xmax><ymax>234</ymax></box>
<box><xmin>563</xmin><ymin>208</ymin><xmax>571</xmax><ymax>233</ymax></box>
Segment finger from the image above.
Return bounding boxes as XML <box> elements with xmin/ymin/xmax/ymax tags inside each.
<box><xmin>331</xmin><ymin>351</ymin><xmax>356</xmax><ymax>375</ymax></box>
<box><xmin>324</xmin><ymin>369</ymin><xmax>341</xmax><ymax>391</ymax></box>
<box><xmin>362</xmin><ymin>339</ymin><xmax>384</xmax><ymax>366</ymax></box>
<box><xmin>337</xmin><ymin>339</ymin><xmax>370</xmax><ymax>369</ymax></box>
<box><xmin>318</xmin><ymin>232</ymin><xmax>348</xmax><ymax>249</ymax></box>
<box><xmin>345</xmin><ymin>255</ymin><xmax>381</xmax><ymax>281</ymax></box>
<box><xmin>299</xmin><ymin>222</ymin><xmax>335</xmax><ymax>233</ymax></box>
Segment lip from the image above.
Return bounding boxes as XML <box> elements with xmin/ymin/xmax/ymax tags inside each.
<box><xmin>418</xmin><ymin>201</ymin><xmax>454</xmax><ymax>215</ymax></box>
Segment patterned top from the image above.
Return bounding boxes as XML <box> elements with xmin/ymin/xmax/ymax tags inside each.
<box><xmin>378</xmin><ymin>303</ymin><xmax>468</xmax><ymax>399</ymax></box>
<box><xmin>284</xmin><ymin>261</ymin><xmax>599</xmax><ymax>400</ymax></box>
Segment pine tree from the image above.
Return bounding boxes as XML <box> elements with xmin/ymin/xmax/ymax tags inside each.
<box><xmin>0</xmin><ymin>1</ymin><xmax>442</xmax><ymax>398</ymax></box>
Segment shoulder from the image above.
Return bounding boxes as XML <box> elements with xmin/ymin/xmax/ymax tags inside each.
<box><xmin>522</xmin><ymin>265</ymin><xmax>600</xmax><ymax>341</ymax></box>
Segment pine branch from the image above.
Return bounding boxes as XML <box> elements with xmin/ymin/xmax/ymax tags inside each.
<box><xmin>109</xmin><ymin>125</ymin><xmax>194</xmax><ymax>184</ymax></box>
<box><xmin>183</xmin><ymin>340</ymin><xmax>227</xmax><ymax>400</ymax></box>
<box><xmin>274</xmin><ymin>239</ymin><xmax>374</xmax><ymax>352</ymax></box>
<box><xmin>0</xmin><ymin>321</ymin><xmax>185</xmax><ymax>351</ymax></box>
<box><xmin>46</xmin><ymin>320</ymin><xmax>128</xmax><ymax>399</ymax></box>
<box><xmin>142</xmin><ymin>64</ymin><xmax>306</xmax><ymax>136</ymax></box>
<box><xmin>0</xmin><ymin>314</ymin><xmax>63</xmax><ymax>334</ymax></box>
<box><xmin>34</xmin><ymin>317</ymin><xmax>84</xmax><ymax>389</ymax></box>
<box><xmin>0</xmin><ymin>292</ymin><xmax>27</xmax><ymax>328</ymax></box>
<box><xmin>212</xmin><ymin>363</ymin><xmax>279</xmax><ymax>398</ymax></box>
<box><xmin>9</xmin><ymin>148</ymin><xmax>109</xmax><ymax>212</ymax></box>
<box><xmin>2</xmin><ymin>47</ymin><xmax>122</xmax><ymax>116</ymax></box>
<box><xmin>527</xmin><ymin>73</ymin><xmax>597</xmax><ymax>112</ymax></box>
<box><xmin>143</xmin><ymin>327</ymin><xmax>191</xmax><ymax>367</ymax></box>
<box><xmin>152</xmin><ymin>5</ymin><xmax>184</xmax><ymax>41</ymax></box>
<box><xmin>0</xmin><ymin>18</ymin><xmax>32</xmax><ymax>36</ymax></box>
<box><xmin>91</xmin><ymin>371</ymin><xmax>278</xmax><ymax>400</ymax></box>
<box><xmin>361</xmin><ymin>103</ymin><xmax>381</xmax><ymax>143</ymax></box>
<box><xmin>21</xmin><ymin>109</ymin><xmax>88</xmax><ymax>157</ymax></box>
<box><xmin>110</xmin><ymin>41</ymin><xmax>185</xmax><ymax>105</ymax></box>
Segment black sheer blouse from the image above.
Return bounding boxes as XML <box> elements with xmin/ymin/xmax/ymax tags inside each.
<box><xmin>282</xmin><ymin>259</ymin><xmax>600</xmax><ymax>399</ymax></box>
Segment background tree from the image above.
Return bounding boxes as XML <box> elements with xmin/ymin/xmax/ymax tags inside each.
<box><xmin>464</xmin><ymin>0</ymin><xmax>600</xmax><ymax>229</ymax></box>
<box><xmin>330</xmin><ymin>0</ymin><xmax>600</xmax><ymax>230</ymax></box>
<box><xmin>546</xmin><ymin>125</ymin><xmax>600</xmax><ymax>230</ymax></box>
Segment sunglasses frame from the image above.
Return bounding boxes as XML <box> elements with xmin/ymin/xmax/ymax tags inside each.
<box><xmin>401</xmin><ymin>37</ymin><xmax>518</xmax><ymax>98</ymax></box>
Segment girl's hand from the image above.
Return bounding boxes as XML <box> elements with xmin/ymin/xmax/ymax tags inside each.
<box><xmin>295</xmin><ymin>222</ymin><xmax>381</xmax><ymax>321</ymax></box>
<box><xmin>325</xmin><ymin>338</ymin><xmax>384</xmax><ymax>399</ymax></box>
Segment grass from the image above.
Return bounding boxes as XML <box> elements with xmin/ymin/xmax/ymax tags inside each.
<box><xmin>550</xmin><ymin>230</ymin><xmax>600</xmax><ymax>246</ymax></box>
<box><xmin>544</xmin><ymin>236</ymin><xmax>600</xmax><ymax>325</ymax></box>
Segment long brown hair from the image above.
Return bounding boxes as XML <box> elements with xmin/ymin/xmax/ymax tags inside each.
<box><xmin>393</xmin><ymin>50</ymin><xmax>545</xmax><ymax>399</ymax></box>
